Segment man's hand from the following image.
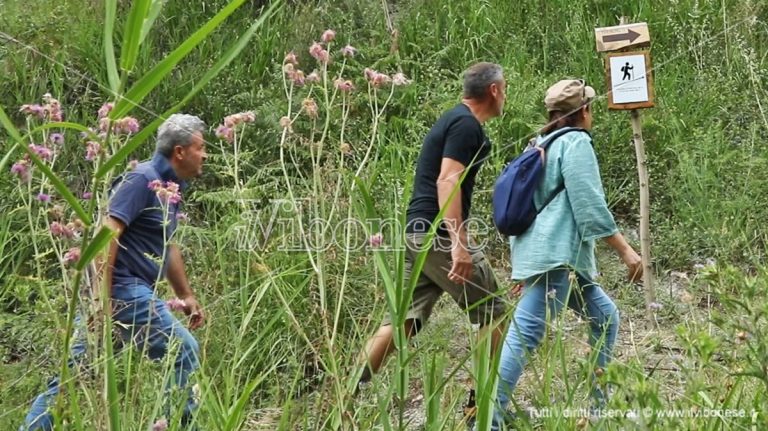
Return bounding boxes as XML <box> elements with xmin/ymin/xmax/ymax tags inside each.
<box><xmin>182</xmin><ymin>296</ymin><xmax>205</xmax><ymax>330</ymax></box>
<box><xmin>448</xmin><ymin>245</ymin><xmax>473</xmax><ymax>284</ymax></box>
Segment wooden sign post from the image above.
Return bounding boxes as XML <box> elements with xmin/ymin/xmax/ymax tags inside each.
<box><xmin>595</xmin><ymin>19</ymin><xmax>656</xmax><ymax>321</ymax></box>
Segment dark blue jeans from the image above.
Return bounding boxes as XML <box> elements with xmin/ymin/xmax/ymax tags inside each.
<box><xmin>21</xmin><ymin>282</ymin><xmax>200</xmax><ymax>430</ymax></box>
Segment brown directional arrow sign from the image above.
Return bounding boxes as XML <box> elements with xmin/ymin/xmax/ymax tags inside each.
<box><xmin>595</xmin><ymin>23</ymin><xmax>650</xmax><ymax>52</ymax></box>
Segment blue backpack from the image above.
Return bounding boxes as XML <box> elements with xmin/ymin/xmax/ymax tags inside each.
<box><xmin>492</xmin><ymin>127</ymin><xmax>589</xmax><ymax>236</ymax></box>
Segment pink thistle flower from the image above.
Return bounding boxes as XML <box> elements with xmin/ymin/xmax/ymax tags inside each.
<box><xmin>147</xmin><ymin>179</ymin><xmax>164</xmax><ymax>192</ymax></box>
<box><xmin>81</xmin><ymin>192</ymin><xmax>93</xmax><ymax>200</ymax></box>
<box><xmin>302</xmin><ymin>98</ymin><xmax>319</xmax><ymax>119</ymax></box>
<box><xmin>334</xmin><ymin>78</ymin><xmax>355</xmax><ymax>92</ymax></box>
<box><xmin>321</xmin><ymin>29</ymin><xmax>336</xmax><ymax>44</ymax></box>
<box><xmin>291</xmin><ymin>70</ymin><xmax>306</xmax><ymax>87</ymax></box>
<box><xmin>62</xmin><ymin>247</ymin><xmax>81</xmax><ymax>265</ymax></box>
<box><xmin>215</xmin><ymin>125</ymin><xmax>234</xmax><ymax>143</ymax></box>
<box><xmin>114</xmin><ymin>117</ymin><xmax>140</xmax><ymax>135</ymax></box>
<box><xmin>11</xmin><ymin>160</ymin><xmax>31</xmax><ymax>182</ymax></box>
<box><xmin>649</xmin><ymin>302</ymin><xmax>663</xmax><ymax>311</ymax></box>
<box><xmin>29</xmin><ymin>144</ymin><xmax>53</xmax><ymax>161</ymax></box>
<box><xmin>43</xmin><ymin>94</ymin><xmax>63</xmax><ymax>122</ymax></box>
<box><xmin>49</xmin><ymin>133</ymin><xmax>64</xmax><ymax>145</ymax></box>
<box><xmin>223</xmin><ymin>112</ymin><xmax>256</xmax><ymax>129</ymax></box>
<box><xmin>36</xmin><ymin>193</ymin><xmax>51</xmax><ymax>203</ymax></box>
<box><xmin>150</xmin><ymin>180</ymin><xmax>182</xmax><ymax>205</ymax></box>
<box><xmin>364</xmin><ymin>68</ymin><xmax>376</xmax><ymax>81</ymax></box>
<box><xmin>152</xmin><ymin>418</ymin><xmax>168</xmax><ymax>431</ymax></box>
<box><xmin>98</xmin><ymin>102</ymin><xmax>114</xmax><ymax>119</ymax></box>
<box><xmin>175</xmin><ymin>212</ymin><xmax>189</xmax><ymax>222</ymax></box>
<box><xmin>282</xmin><ymin>63</ymin><xmax>295</xmax><ymax>74</ymax></box>
<box><xmin>85</xmin><ymin>141</ymin><xmax>101</xmax><ymax>162</ymax></box>
<box><xmin>98</xmin><ymin>117</ymin><xmax>111</xmax><ymax>133</ymax></box>
<box><xmin>369</xmin><ymin>233</ymin><xmax>383</xmax><ymax>248</ymax></box>
<box><xmin>391</xmin><ymin>72</ymin><xmax>412</xmax><ymax>86</ymax></box>
<box><xmin>284</xmin><ymin>51</ymin><xmax>298</xmax><ymax>65</ymax></box>
<box><xmin>339</xmin><ymin>45</ymin><xmax>357</xmax><ymax>57</ymax></box>
<box><xmin>371</xmin><ymin>72</ymin><xmax>391</xmax><ymax>88</ymax></box>
<box><xmin>309</xmin><ymin>42</ymin><xmax>329</xmax><ymax>64</ymax></box>
<box><xmin>20</xmin><ymin>104</ymin><xmax>46</xmax><ymax>120</ymax></box>
<box><xmin>279</xmin><ymin>116</ymin><xmax>292</xmax><ymax>129</ymax></box>
<box><xmin>50</xmin><ymin>221</ymin><xmax>75</xmax><ymax>239</ymax></box>
<box><xmin>128</xmin><ymin>159</ymin><xmax>139</xmax><ymax>171</ymax></box>
<box><xmin>166</xmin><ymin>297</ymin><xmax>187</xmax><ymax>312</ymax></box>
<box><xmin>306</xmin><ymin>70</ymin><xmax>321</xmax><ymax>84</ymax></box>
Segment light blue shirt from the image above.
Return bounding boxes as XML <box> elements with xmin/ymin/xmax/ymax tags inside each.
<box><xmin>509</xmin><ymin>128</ymin><xmax>618</xmax><ymax>280</ymax></box>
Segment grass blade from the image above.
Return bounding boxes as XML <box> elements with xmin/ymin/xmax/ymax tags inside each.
<box><xmin>109</xmin><ymin>0</ymin><xmax>252</xmax><ymax>120</ymax></box>
<box><xmin>140</xmin><ymin>0</ymin><xmax>168</xmax><ymax>45</ymax></box>
<box><xmin>104</xmin><ymin>0</ymin><xmax>120</xmax><ymax>93</ymax></box>
<box><xmin>119</xmin><ymin>0</ymin><xmax>151</xmax><ymax>73</ymax></box>
<box><xmin>75</xmin><ymin>226</ymin><xmax>115</xmax><ymax>270</ymax></box>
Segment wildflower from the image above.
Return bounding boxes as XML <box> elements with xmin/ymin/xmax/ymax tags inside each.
<box><xmin>85</xmin><ymin>141</ymin><xmax>101</xmax><ymax>162</ymax></box>
<box><xmin>50</xmin><ymin>221</ymin><xmax>75</xmax><ymax>239</ymax></box>
<box><xmin>283</xmin><ymin>51</ymin><xmax>298</xmax><ymax>65</ymax></box>
<box><xmin>309</xmin><ymin>42</ymin><xmax>329</xmax><ymax>64</ymax></box>
<box><xmin>306</xmin><ymin>70</ymin><xmax>321</xmax><ymax>83</ymax></box>
<box><xmin>175</xmin><ymin>212</ymin><xmax>189</xmax><ymax>222</ymax></box>
<box><xmin>62</xmin><ymin>247</ymin><xmax>81</xmax><ymax>265</ymax></box>
<box><xmin>334</xmin><ymin>78</ymin><xmax>355</xmax><ymax>92</ymax></box>
<box><xmin>279</xmin><ymin>116</ymin><xmax>292</xmax><ymax>129</ymax></box>
<box><xmin>10</xmin><ymin>160</ymin><xmax>31</xmax><ymax>182</ymax></box>
<box><xmin>215</xmin><ymin>125</ymin><xmax>234</xmax><ymax>143</ymax></box>
<box><xmin>369</xmin><ymin>233</ymin><xmax>383</xmax><ymax>248</ymax></box>
<box><xmin>49</xmin><ymin>133</ymin><xmax>64</xmax><ymax>145</ymax></box>
<box><xmin>321</xmin><ymin>29</ymin><xmax>336</xmax><ymax>43</ymax></box>
<box><xmin>546</xmin><ymin>288</ymin><xmax>557</xmax><ymax>299</ymax></box>
<box><xmin>128</xmin><ymin>159</ymin><xmax>139</xmax><ymax>171</ymax></box>
<box><xmin>98</xmin><ymin>102</ymin><xmax>114</xmax><ymax>119</ymax></box>
<box><xmin>81</xmin><ymin>192</ymin><xmax>93</xmax><ymax>200</ymax></box>
<box><xmin>648</xmin><ymin>302</ymin><xmax>663</xmax><ymax>311</ymax></box>
<box><xmin>29</xmin><ymin>144</ymin><xmax>53</xmax><ymax>161</ymax></box>
<box><xmin>302</xmin><ymin>98</ymin><xmax>318</xmax><ymax>119</ymax></box>
<box><xmin>364</xmin><ymin>68</ymin><xmax>376</xmax><ymax>81</ymax></box>
<box><xmin>166</xmin><ymin>297</ymin><xmax>187</xmax><ymax>312</ymax></box>
<box><xmin>114</xmin><ymin>117</ymin><xmax>140</xmax><ymax>135</ymax></box>
<box><xmin>70</xmin><ymin>218</ymin><xmax>86</xmax><ymax>233</ymax></box>
<box><xmin>19</xmin><ymin>104</ymin><xmax>46</xmax><ymax>120</ymax></box>
<box><xmin>43</xmin><ymin>93</ymin><xmax>63</xmax><ymax>121</ymax></box>
<box><xmin>283</xmin><ymin>63</ymin><xmax>295</xmax><ymax>74</ymax></box>
<box><xmin>223</xmin><ymin>111</ymin><xmax>256</xmax><ymax>128</ymax></box>
<box><xmin>736</xmin><ymin>331</ymin><xmax>748</xmax><ymax>342</ymax></box>
<box><xmin>292</xmin><ymin>70</ymin><xmax>306</xmax><ymax>87</ymax></box>
<box><xmin>364</xmin><ymin>68</ymin><xmax>391</xmax><ymax>88</ymax></box>
<box><xmin>340</xmin><ymin>45</ymin><xmax>357</xmax><ymax>57</ymax></box>
<box><xmin>148</xmin><ymin>180</ymin><xmax>182</xmax><ymax>205</ymax></box>
<box><xmin>48</xmin><ymin>204</ymin><xmax>65</xmax><ymax>220</ymax></box>
<box><xmin>391</xmin><ymin>72</ymin><xmax>412</xmax><ymax>86</ymax></box>
<box><xmin>36</xmin><ymin>193</ymin><xmax>51</xmax><ymax>203</ymax></box>
<box><xmin>152</xmin><ymin>418</ymin><xmax>168</xmax><ymax>431</ymax></box>
<box><xmin>340</xmin><ymin>143</ymin><xmax>352</xmax><ymax>155</ymax></box>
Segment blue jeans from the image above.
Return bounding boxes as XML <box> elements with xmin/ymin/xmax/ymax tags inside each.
<box><xmin>492</xmin><ymin>269</ymin><xmax>619</xmax><ymax>429</ymax></box>
<box><xmin>21</xmin><ymin>282</ymin><xmax>200</xmax><ymax>430</ymax></box>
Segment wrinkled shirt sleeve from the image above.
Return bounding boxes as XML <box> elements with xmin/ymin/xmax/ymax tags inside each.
<box><xmin>561</xmin><ymin>135</ymin><xmax>618</xmax><ymax>241</ymax></box>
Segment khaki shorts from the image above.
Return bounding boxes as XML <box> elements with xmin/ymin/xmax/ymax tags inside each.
<box><xmin>383</xmin><ymin>233</ymin><xmax>507</xmax><ymax>326</ymax></box>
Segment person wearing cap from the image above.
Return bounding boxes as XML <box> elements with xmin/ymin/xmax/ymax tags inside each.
<box><xmin>20</xmin><ymin>114</ymin><xmax>208</xmax><ymax>431</ymax></box>
<box><xmin>490</xmin><ymin>79</ymin><xmax>642</xmax><ymax>427</ymax></box>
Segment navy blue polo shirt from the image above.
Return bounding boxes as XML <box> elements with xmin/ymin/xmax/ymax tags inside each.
<box><xmin>108</xmin><ymin>153</ymin><xmax>186</xmax><ymax>287</ymax></box>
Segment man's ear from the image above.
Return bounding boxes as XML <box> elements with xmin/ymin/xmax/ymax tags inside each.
<box><xmin>173</xmin><ymin>145</ymin><xmax>184</xmax><ymax>159</ymax></box>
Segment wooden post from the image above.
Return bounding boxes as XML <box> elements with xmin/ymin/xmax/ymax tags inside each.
<box><xmin>630</xmin><ymin>109</ymin><xmax>656</xmax><ymax>319</ymax></box>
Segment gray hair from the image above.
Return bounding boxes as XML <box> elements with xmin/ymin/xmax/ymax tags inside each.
<box><xmin>462</xmin><ymin>62</ymin><xmax>504</xmax><ymax>100</ymax></box>
<box><xmin>156</xmin><ymin>114</ymin><xmax>206</xmax><ymax>156</ymax></box>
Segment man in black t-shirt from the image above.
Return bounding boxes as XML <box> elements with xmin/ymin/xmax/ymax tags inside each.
<box><xmin>358</xmin><ymin>62</ymin><xmax>508</xmax><ymax>408</ymax></box>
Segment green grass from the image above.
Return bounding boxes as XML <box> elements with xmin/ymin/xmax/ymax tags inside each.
<box><xmin>1</xmin><ymin>0</ymin><xmax>768</xmax><ymax>429</ymax></box>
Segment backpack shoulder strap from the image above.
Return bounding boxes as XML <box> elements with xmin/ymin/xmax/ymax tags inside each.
<box><xmin>538</xmin><ymin>127</ymin><xmax>590</xmax><ymax>151</ymax></box>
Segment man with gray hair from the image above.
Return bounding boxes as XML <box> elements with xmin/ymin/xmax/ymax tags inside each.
<box><xmin>21</xmin><ymin>113</ymin><xmax>208</xmax><ymax>430</ymax></box>
<box><xmin>357</xmin><ymin>62</ymin><xmax>508</xmax><ymax>422</ymax></box>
